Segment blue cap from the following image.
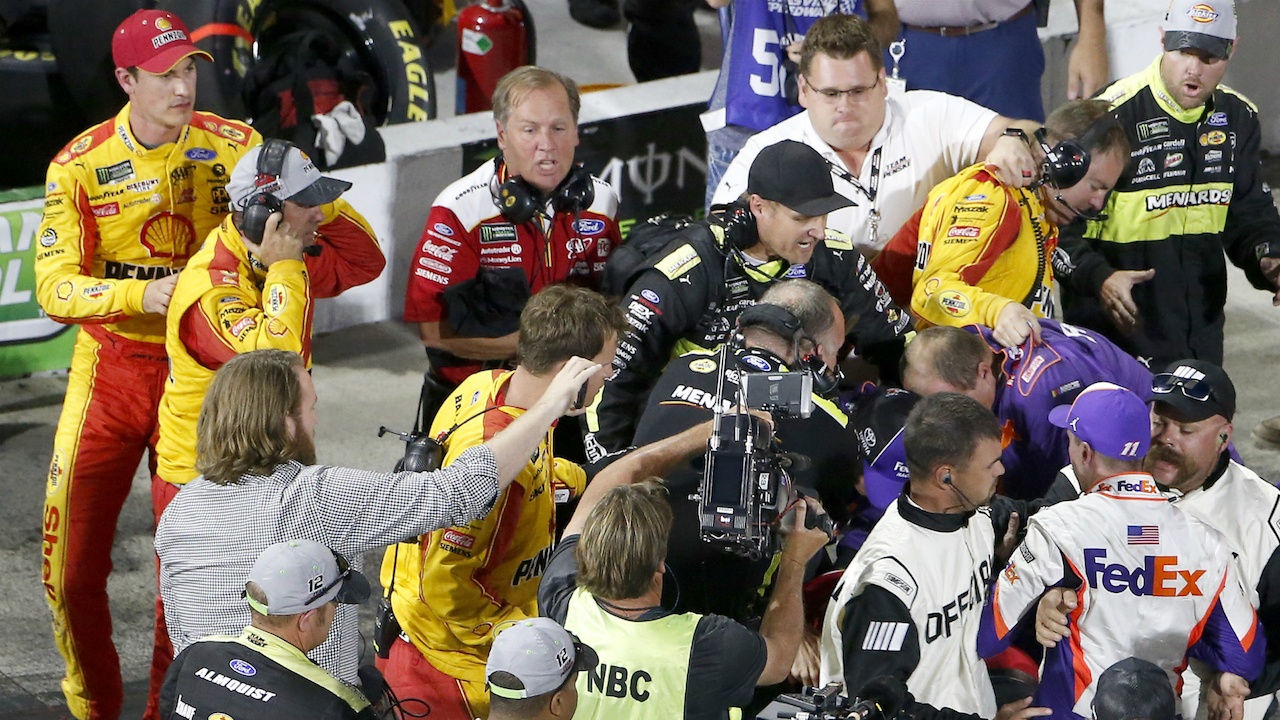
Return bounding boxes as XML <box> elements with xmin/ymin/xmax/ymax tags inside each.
<box><xmin>1048</xmin><ymin>382</ymin><xmax>1150</xmax><ymax>460</ymax></box>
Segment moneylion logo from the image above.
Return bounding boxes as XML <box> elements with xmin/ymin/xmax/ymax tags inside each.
<box><xmin>1187</xmin><ymin>3</ymin><xmax>1219</xmax><ymax>23</ymax></box>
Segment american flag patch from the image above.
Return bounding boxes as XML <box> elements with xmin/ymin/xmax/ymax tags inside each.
<box><xmin>861</xmin><ymin>621</ymin><xmax>909</xmax><ymax>652</ymax></box>
<box><xmin>1127</xmin><ymin>525</ymin><xmax>1159</xmax><ymax>545</ymax></box>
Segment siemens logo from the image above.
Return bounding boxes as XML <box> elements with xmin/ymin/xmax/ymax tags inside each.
<box><xmin>1083</xmin><ymin>548</ymin><xmax>1205</xmax><ymax>597</ymax></box>
<box><xmin>1145</xmin><ymin>188</ymin><xmax>1231</xmax><ymax>211</ymax></box>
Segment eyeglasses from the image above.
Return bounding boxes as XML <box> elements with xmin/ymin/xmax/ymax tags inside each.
<box><xmin>304</xmin><ymin>550</ymin><xmax>352</xmax><ymax>606</ymax></box>
<box><xmin>804</xmin><ymin>75</ymin><xmax>880</xmax><ymax>103</ymax></box>
<box><xmin>1151</xmin><ymin>373</ymin><xmax>1215</xmax><ymax>402</ymax></box>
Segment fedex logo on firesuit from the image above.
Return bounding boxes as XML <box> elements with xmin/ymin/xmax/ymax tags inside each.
<box><xmin>1084</xmin><ymin>548</ymin><xmax>1204</xmax><ymax>597</ymax></box>
<box><xmin>1114</xmin><ymin>477</ymin><xmax>1158</xmax><ymax>494</ymax></box>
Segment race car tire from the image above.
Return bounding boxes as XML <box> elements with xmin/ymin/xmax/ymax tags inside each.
<box><xmin>46</xmin><ymin>0</ymin><xmax>134</xmax><ymax>124</ymax></box>
<box><xmin>158</xmin><ymin>0</ymin><xmax>436</xmax><ymax>124</ymax></box>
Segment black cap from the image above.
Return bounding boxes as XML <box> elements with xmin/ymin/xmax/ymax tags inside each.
<box><xmin>1151</xmin><ymin>359</ymin><xmax>1236</xmax><ymax>422</ymax></box>
<box><xmin>1092</xmin><ymin>657</ymin><xmax>1176</xmax><ymax>720</ymax></box>
<box><xmin>747</xmin><ymin>140</ymin><xmax>855</xmax><ymax>217</ymax></box>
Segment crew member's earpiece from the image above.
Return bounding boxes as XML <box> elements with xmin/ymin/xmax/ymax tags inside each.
<box><xmin>490</xmin><ymin>159</ymin><xmax>595</xmax><ymax>225</ymax></box>
<box><xmin>943</xmin><ymin>472</ymin><xmax>953</xmax><ymax>485</ymax></box>
<box><xmin>1220</xmin><ymin>433</ymin><xmax>1229</xmax><ymax>443</ymax></box>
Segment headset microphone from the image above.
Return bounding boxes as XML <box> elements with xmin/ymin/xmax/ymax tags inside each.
<box><xmin>1054</xmin><ymin>190</ymin><xmax>1107</xmax><ymax>222</ymax></box>
<box><xmin>943</xmin><ymin>472</ymin><xmax>980</xmax><ymax>511</ymax></box>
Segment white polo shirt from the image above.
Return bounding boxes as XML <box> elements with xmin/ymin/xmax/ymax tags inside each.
<box><xmin>712</xmin><ymin>90</ymin><xmax>996</xmax><ymax>254</ymax></box>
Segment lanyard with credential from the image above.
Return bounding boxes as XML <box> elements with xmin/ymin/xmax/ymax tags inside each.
<box><xmin>827</xmin><ymin>146</ymin><xmax>883</xmax><ymax>244</ymax></box>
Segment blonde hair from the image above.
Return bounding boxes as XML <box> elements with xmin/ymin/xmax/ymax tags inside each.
<box><xmin>577</xmin><ymin>479</ymin><xmax>672</xmax><ymax>600</ymax></box>
<box><xmin>492</xmin><ymin>66</ymin><xmax>581</xmax><ymax>125</ymax></box>
<box><xmin>196</xmin><ymin>349</ymin><xmax>309</xmax><ymax>485</ymax></box>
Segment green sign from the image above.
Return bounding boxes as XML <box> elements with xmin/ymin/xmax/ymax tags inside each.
<box><xmin>0</xmin><ymin>187</ymin><xmax>74</xmax><ymax>378</ymax></box>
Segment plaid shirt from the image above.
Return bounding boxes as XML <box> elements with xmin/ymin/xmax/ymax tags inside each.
<box><xmin>156</xmin><ymin>445</ymin><xmax>498</xmax><ymax>684</ymax></box>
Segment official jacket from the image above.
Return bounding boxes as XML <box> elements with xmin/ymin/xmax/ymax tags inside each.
<box><xmin>588</xmin><ymin>214</ymin><xmax>912</xmax><ymax>462</ymax></box>
<box><xmin>35</xmin><ymin>102</ymin><xmax>259</xmax><ymax>345</ymax></box>
<box><xmin>1170</xmin><ymin>456</ymin><xmax>1280</xmax><ymax>698</ymax></box>
<box><xmin>979</xmin><ymin>472</ymin><xmax>1265</xmax><ymax>720</ymax></box>
<box><xmin>820</xmin><ymin>495</ymin><xmax>1013</xmax><ymax>719</ymax></box>
<box><xmin>1057</xmin><ymin>57</ymin><xmax>1280</xmax><ymax>366</ymax></box>
<box><xmin>156</xmin><ymin>206</ymin><xmax>383</xmax><ymax>485</ymax></box>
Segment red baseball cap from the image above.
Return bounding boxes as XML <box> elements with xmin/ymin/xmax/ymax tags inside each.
<box><xmin>112</xmin><ymin>9</ymin><xmax>212</xmax><ymax>74</ymax></box>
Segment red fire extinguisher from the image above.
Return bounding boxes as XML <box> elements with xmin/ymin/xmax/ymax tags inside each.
<box><xmin>456</xmin><ymin>0</ymin><xmax>529</xmax><ymax>115</ymax></box>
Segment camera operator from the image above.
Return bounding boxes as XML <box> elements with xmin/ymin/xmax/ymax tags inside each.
<box><xmin>628</xmin><ymin>279</ymin><xmax>857</xmax><ymax>618</ymax></box>
<box><xmin>539</xmin><ymin>419</ymin><xmax>834</xmax><ymax>720</ymax></box>
<box><xmin>155</xmin><ymin>347</ymin><xmax>601</xmax><ymax>689</ymax></box>
<box><xmin>588</xmin><ymin>139</ymin><xmax>913</xmax><ymax>466</ymax></box>
<box><xmin>820</xmin><ymin>393</ymin><xmax>1046</xmax><ymax>720</ymax></box>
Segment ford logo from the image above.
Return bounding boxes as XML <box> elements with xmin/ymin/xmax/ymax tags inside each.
<box><xmin>641</xmin><ymin>289</ymin><xmax>660</xmax><ymax>304</ymax></box>
<box><xmin>229</xmin><ymin>659</ymin><xmax>257</xmax><ymax>676</ymax></box>
<box><xmin>574</xmin><ymin>218</ymin><xmax>605</xmax><ymax>235</ymax></box>
<box><xmin>185</xmin><ymin>148</ymin><xmax>217</xmax><ymax>161</ymax></box>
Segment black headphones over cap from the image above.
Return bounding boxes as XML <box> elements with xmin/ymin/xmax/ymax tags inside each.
<box><xmin>490</xmin><ymin>158</ymin><xmax>595</xmax><ymax>225</ymax></box>
<box><xmin>1005</xmin><ymin>113</ymin><xmax>1122</xmax><ymax>191</ymax></box>
<box><xmin>241</xmin><ymin>138</ymin><xmax>292</xmax><ymax>245</ymax></box>
<box><xmin>736</xmin><ymin>303</ymin><xmax>840</xmax><ymax>397</ymax></box>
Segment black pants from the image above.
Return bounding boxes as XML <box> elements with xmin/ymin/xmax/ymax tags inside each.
<box><xmin>625</xmin><ymin>0</ymin><xmax>701</xmax><ymax>81</ymax></box>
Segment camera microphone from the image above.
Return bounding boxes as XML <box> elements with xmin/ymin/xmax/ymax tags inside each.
<box><xmin>848</xmin><ymin>676</ymin><xmax>908</xmax><ymax>720</ymax></box>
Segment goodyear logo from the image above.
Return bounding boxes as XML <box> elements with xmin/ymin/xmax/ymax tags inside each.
<box><xmin>1186</xmin><ymin>3</ymin><xmax>1219</xmax><ymax>23</ymax></box>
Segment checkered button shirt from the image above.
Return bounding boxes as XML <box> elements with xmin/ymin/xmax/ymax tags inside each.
<box><xmin>156</xmin><ymin>445</ymin><xmax>499</xmax><ymax>684</ymax></box>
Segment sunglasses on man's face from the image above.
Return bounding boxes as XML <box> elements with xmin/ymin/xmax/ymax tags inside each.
<box><xmin>304</xmin><ymin>550</ymin><xmax>352</xmax><ymax>606</ymax></box>
<box><xmin>1151</xmin><ymin>373</ymin><xmax>1214</xmax><ymax>402</ymax></box>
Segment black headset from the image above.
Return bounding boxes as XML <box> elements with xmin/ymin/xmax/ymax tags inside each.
<box><xmin>736</xmin><ymin>303</ymin><xmax>840</xmax><ymax>397</ymax></box>
<box><xmin>490</xmin><ymin>158</ymin><xmax>595</xmax><ymax>225</ymax></box>
<box><xmin>241</xmin><ymin>138</ymin><xmax>292</xmax><ymax>245</ymax></box>
<box><xmin>1030</xmin><ymin>112</ymin><xmax>1123</xmax><ymax>190</ymax></box>
<box><xmin>709</xmin><ymin>200</ymin><xmax>759</xmax><ymax>251</ymax></box>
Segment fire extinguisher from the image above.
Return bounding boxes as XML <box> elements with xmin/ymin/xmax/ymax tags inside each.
<box><xmin>456</xmin><ymin>0</ymin><xmax>529</xmax><ymax>115</ymax></box>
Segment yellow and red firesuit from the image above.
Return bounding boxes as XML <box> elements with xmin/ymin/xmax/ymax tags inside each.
<box><xmin>379</xmin><ymin>369</ymin><xmax>586</xmax><ymax>719</ymax></box>
<box><xmin>908</xmin><ymin>163</ymin><xmax>1058</xmax><ymax>328</ymax></box>
<box><xmin>156</xmin><ymin>199</ymin><xmax>383</xmax><ymax>486</ymax></box>
<box><xmin>35</xmin><ymin>102</ymin><xmax>260</xmax><ymax>720</ymax></box>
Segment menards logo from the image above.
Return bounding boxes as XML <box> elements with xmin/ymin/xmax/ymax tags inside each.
<box><xmin>1145</xmin><ymin>188</ymin><xmax>1231</xmax><ymax>210</ymax></box>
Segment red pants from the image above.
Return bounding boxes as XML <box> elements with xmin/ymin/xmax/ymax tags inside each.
<box><xmin>378</xmin><ymin>637</ymin><xmax>487</xmax><ymax>720</ymax></box>
<box><xmin>42</xmin><ymin>328</ymin><xmax>172</xmax><ymax>720</ymax></box>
